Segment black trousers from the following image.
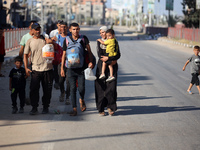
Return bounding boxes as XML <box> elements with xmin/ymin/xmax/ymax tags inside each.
<box><xmin>191</xmin><ymin>73</ymin><xmax>199</xmax><ymax>85</ymax></box>
<box><xmin>11</xmin><ymin>88</ymin><xmax>25</xmax><ymax>108</ymax></box>
<box><xmin>30</xmin><ymin>70</ymin><xmax>53</xmax><ymax>108</ymax></box>
<box><xmin>53</xmin><ymin>65</ymin><xmax>59</xmax><ymax>84</ymax></box>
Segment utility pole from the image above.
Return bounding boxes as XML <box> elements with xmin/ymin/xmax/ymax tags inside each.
<box><xmin>119</xmin><ymin>8</ymin><xmax>122</xmax><ymax>26</ymax></box>
<box><xmin>148</xmin><ymin>0</ymin><xmax>154</xmax><ymax>26</ymax></box>
<box><xmin>137</xmin><ymin>0</ymin><xmax>143</xmax><ymax>31</ymax></box>
<box><xmin>196</xmin><ymin>0</ymin><xmax>200</xmax><ymax>28</ymax></box>
<box><xmin>31</xmin><ymin>0</ymin><xmax>45</xmax><ymax>32</ymax></box>
<box><xmin>69</xmin><ymin>0</ymin><xmax>71</xmax><ymax>25</ymax></box>
<box><xmin>166</xmin><ymin>0</ymin><xmax>174</xmax><ymax>27</ymax></box>
<box><xmin>168</xmin><ymin>10</ymin><xmax>170</xmax><ymax>27</ymax></box>
<box><xmin>157</xmin><ymin>0</ymin><xmax>160</xmax><ymax>26</ymax></box>
<box><xmin>149</xmin><ymin>12</ymin><xmax>152</xmax><ymax>26</ymax></box>
<box><xmin>64</xmin><ymin>1</ymin><xmax>68</xmax><ymax>23</ymax></box>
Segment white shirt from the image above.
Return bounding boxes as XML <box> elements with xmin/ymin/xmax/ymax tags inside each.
<box><xmin>49</xmin><ymin>29</ymin><xmax>58</xmax><ymax>38</ymax></box>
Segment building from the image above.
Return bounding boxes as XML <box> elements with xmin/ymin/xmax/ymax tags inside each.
<box><xmin>32</xmin><ymin>0</ymin><xmax>77</xmax><ymax>25</ymax></box>
<box><xmin>76</xmin><ymin>0</ymin><xmax>106</xmax><ymax>24</ymax></box>
<box><xmin>105</xmin><ymin>8</ymin><xmax>119</xmax><ymax>25</ymax></box>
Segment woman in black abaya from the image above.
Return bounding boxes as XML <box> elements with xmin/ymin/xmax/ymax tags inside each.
<box><xmin>95</xmin><ymin>26</ymin><xmax>121</xmax><ymax>116</ymax></box>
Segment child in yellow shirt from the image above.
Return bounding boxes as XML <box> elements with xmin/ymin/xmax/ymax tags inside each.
<box><xmin>97</xmin><ymin>29</ymin><xmax>118</xmax><ymax>82</ymax></box>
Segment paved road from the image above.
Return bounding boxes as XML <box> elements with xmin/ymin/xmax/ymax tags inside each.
<box><xmin>0</xmin><ymin>26</ymin><xmax>200</xmax><ymax>150</ymax></box>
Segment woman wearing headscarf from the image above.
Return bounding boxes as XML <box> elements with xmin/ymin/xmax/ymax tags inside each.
<box><xmin>95</xmin><ymin>26</ymin><xmax>121</xmax><ymax>116</ymax></box>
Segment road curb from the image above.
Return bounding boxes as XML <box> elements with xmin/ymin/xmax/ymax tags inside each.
<box><xmin>158</xmin><ymin>37</ymin><xmax>194</xmax><ymax>48</ymax></box>
<box><xmin>3</xmin><ymin>48</ymin><xmax>20</xmax><ymax>65</ymax></box>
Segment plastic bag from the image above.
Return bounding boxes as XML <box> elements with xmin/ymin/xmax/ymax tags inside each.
<box><xmin>42</xmin><ymin>44</ymin><xmax>54</xmax><ymax>63</ymax></box>
<box><xmin>84</xmin><ymin>68</ymin><xmax>96</xmax><ymax>81</ymax></box>
<box><xmin>42</xmin><ymin>32</ymin><xmax>49</xmax><ymax>39</ymax></box>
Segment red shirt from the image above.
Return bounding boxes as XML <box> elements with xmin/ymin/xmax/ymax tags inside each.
<box><xmin>0</xmin><ymin>36</ymin><xmax>5</xmax><ymax>55</ymax></box>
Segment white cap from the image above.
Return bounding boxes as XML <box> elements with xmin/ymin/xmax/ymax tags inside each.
<box><xmin>99</xmin><ymin>26</ymin><xmax>107</xmax><ymax>32</ymax></box>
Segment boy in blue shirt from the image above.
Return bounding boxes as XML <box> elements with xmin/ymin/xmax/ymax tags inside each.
<box><xmin>55</xmin><ymin>22</ymin><xmax>71</xmax><ymax>104</ymax></box>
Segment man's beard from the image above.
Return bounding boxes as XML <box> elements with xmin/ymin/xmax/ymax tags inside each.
<box><xmin>35</xmin><ymin>33</ymin><xmax>40</xmax><ymax>37</ymax></box>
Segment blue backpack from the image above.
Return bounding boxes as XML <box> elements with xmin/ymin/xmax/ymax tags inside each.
<box><xmin>65</xmin><ymin>36</ymin><xmax>85</xmax><ymax>68</ymax></box>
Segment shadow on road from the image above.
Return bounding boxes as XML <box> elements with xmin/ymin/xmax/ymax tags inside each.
<box><xmin>0</xmin><ymin>131</ymin><xmax>151</xmax><ymax>148</ymax></box>
<box><xmin>115</xmin><ymin>105</ymin><xmax>200</xmax><ymax>116</ymax></box>
<box><xmin>118</xmin><ymin>75</ymin><xmax>152</xmax><ymax>83</ymax></box>
<box><xmin>117</xmin><ymin>83</ymin><xmax>153</xmax><ymax>86</ymax></box>
<box><xmin>117</xmin><ymin>96</ymin><xmax>172</xmax><ymax>102</ymax></box>
<box><xmin>117</xmin><ymin>71</ymin><xmax>152</xmax><ymax>86</ymax></box>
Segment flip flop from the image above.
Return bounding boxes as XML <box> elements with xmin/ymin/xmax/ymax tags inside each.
<box><xmin>68</xmin><ymin>110</ymin><xmax>77</xmax><ymax>116</ymax></box>
<box><xmin>107</xmin><ymin>108</ymin><xmax>114</xmax><ymax>116</ymax></box>
<box><xmin>187</xmin><ymin>91</ymin><xmax>193</xmax><ymax>94</ymax></box>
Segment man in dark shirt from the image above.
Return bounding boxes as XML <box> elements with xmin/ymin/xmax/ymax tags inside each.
<box><xmin>61</xmin><ymin>22</ymin><xmax>94</xmax><ymax>116</ymax></box>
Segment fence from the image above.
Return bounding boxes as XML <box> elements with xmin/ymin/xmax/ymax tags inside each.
<box><xmin>4</xmin><ymin>28</ymin><xmax>29</xmax><ymax>52</ymax></box>
<box><xmin>168</xmin><ymin>27</ymin><xmax>200</xmax><ymax>42</ymax></box>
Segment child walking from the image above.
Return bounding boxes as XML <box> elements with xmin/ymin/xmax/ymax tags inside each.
<box><xmin>183</xmin><ymin>45</ymin><xmax>200</xmax><ymax>94</ymax></box>
<box><xmin>9</xmin><ymin>56</ymin><xmax>26</xmax><ymax>113</ymax></box>
<box><xmin>97</xmin><ymin>29</ymin><xmax>119</xmax><ymax>82</ymax></box>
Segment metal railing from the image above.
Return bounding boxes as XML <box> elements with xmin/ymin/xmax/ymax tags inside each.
<box><xmin>4</xmin><ymin>28</ymin><xmax>29</xmax><ymax>52</ymax></box>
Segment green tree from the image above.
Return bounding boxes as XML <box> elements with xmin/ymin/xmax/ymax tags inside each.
<box><xmin>182</xmin><ymin>0</ymin><xmax>200</xmax><ymax>28</ymax></box>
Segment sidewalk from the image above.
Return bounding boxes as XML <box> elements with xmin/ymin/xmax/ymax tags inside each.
<box><xmin>3</xmin><ymin>48</ymin><xmax>20</xmax><ymax>65</ymax></box>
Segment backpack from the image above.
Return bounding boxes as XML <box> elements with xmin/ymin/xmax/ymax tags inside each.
<box><xmin>65</xmin><ymin>35</ymin><xmax>85</xmax><ymax>68</ymax></box>
<box><xmin>53</xmin><ymin>43</ymin><xmax>63</xmax><ymax>65</ymax></box>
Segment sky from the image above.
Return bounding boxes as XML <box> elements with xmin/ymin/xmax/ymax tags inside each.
<box><xmin>106</xmin><ymin>0</ymin><xmax>183</xmax><ymax>16</ymax></box>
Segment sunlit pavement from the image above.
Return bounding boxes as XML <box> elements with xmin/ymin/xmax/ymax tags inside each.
<box><xmin>0</xmin><ymin>25</ymin><xmax>200</xmax><ymax>150</ymax></box>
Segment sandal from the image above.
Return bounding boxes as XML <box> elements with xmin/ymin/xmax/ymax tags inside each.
<box><xmin>99</xmin><ymin>111</ymin><xmax>105</xmax><ymax>116</ymax></box>
<box><xmin>187</xmin><ymin>90</ymin><xmax>193</xmax><ymax>94</ymax></box>
<box><xmin>80</xmin><ymin>99</ymin><xmax>86</xmax><ymax>112</ymax></box>
<box><xmin>0</xmin><ymin>74</ymin><xmax>5</xmax><ymax>77</ymax></box>
<box><xmin>107</xmin><ymin>108</ymin><xmax>114</xmax><ymax>116</ymax></box>
<box><xmin>68</xmin><ymin>110</ymin><xmax>77</xmax><ymax>116</ymax></box>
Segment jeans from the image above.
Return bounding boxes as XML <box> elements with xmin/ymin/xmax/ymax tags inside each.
<box><xmin>67</xmin><ymin>68</ymin><xmax>85</xmax><ymax>108</ymax></box>
<box><xmin>58</xmin><ymin>64</ymin><xmax>70</xmax><ymax>98</ymax></box>
<box><xmin>30</xmin><ymin>70</ymin><xmax>53</xmax><ymax>108</ymax></box>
